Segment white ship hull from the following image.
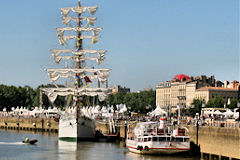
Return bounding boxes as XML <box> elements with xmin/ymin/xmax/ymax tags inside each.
<box><xmin>59</xmin><ymin>114</ymin><xmax>96</xmax><ymax>141</ymax></box>
<box><xmin>126</xmin><ymin>139</ymin><xmax>190</xmax><ymax>155</ymax></box>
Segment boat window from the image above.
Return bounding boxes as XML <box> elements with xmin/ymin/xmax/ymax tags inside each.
<box><xmin>159</xmin><ymin>137</ymin><xmax>166</xmax><ymax>142</ymax></box>
<box><xmin>138</xmin><ymin>138</ymin><xmax>141</xmax><ymax>142</ymax></box>
<box><xmin>153</xmin><ymin>137</ymin><xmax>158</xmax><ymax>141</ymax></box>
<box><xmin>144</xmin><ymin>138</ymin><xmax>148</xmax><ymax>142</ymax></box>
<box><xmin>148</xmin><ymin>137</ymin><xmax>151</xmax><ymax>141</ymax></box>
<box><xmin>172</xmin><ymin>137</ymin><xmax>176</xmax><ymax>142</ymax></box>
<box><xmin>176</xmin><ymin>137</ymin><xmax>183</xmax><ymax>142</ymax></box>
<box><xmin>184</xmin><ymin>138</ymin><xmax>189</xmax><ymax>142</ymax></box>
<box><xmin>166</xmin><ymin>137</ymin><xmax>171</xmax><ymax>142</ymax></box>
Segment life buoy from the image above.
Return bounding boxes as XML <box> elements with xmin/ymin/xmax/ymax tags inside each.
<box><xmin>137</xmin><ymin>145</ymin><xmax>143</xmax><ymax>151</ymax></box>
<box><xmin>137</xmin><ymin>145</ymin><xmax>140</xmax><ymax>150</ymax></box>
<box><xmin>144</xmin><ymin>146</ymin><xmax>149</xmax><ymax>151</ymax></box>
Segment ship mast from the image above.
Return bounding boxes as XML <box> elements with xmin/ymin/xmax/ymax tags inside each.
<box><xmin>76</xmin><ymin>0</ymin><xmax>82</xmax><ymax>123</ymax></box>
<box><xmin>43</xmin><ymin>0</ymin><xmax>112</xmax><ymax>113</ymax></box>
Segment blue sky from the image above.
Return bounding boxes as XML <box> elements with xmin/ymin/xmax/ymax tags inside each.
<box><xmin>0</xmin><ymin>0</ymin><xmax>239</xmax><ymax>91</ymax></box>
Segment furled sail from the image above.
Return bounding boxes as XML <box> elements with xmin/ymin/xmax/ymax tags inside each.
<box><xmin>60</xmin><ymin>6</ymin><xmax>98</xmax><ymax>17</ymax></box>
<box><xmin>57</xmin><ymin>27</ymin><xmax>102</xmax><ymax>37</ymax></box>
<box><xmin>47</xmin><ymin>68</ymin><xmax>110</xmax><ymax>83</ymax></box>
<box><xmin>51</xmin><ymin>49</ymin><xmax>107</xmax><ymax>57</ymax></box>
<box><xmin>51</xmin><ymin>49</ymin><xmax>106</xmax><ymax>64</ymax></box>
<box><xmin>42</xmin><ymin>87</ymin><xmax>111</xmax><ymax>103</ymax></box>
<box><xmin>53</xmin><ymin>55</ymin><xmax>104</xmax><ymax>64</ymax></box>
<box><xmin>56</xmin><ymin>27</ymin><xmax>102</xmax><ymax>45</ymax></box>
<box><xmin>62</xmin><ymin>17</ymin><xmax>97</xmax><ymax>26</ymax></box>
<box><xmin>58</xmin><ymin>35</ymin><xmax>99</xmax><ymax>46</ymax></box>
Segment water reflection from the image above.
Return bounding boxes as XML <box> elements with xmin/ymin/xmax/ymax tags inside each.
<box><xmin>57</xmin><ymin>141</ymin><xmax>200</xmax><ymax>160</ymax></box>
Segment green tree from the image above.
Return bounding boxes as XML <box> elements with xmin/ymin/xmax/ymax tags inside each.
<box><xmin>206</xmin><ymin>95</ymin><xmax>225</xmax><ymax>108</ymax></box>
<box><xmin>206</xmin><ymin>99</ymin><xmax>214</xmax><ymax>107</ymax></box>
<box><xmin>189</xmin><ymin>98</ymin><xmax>205</xmax><ymax>117</ymax></box>
<box><xmin>213</xmin><ymin>95</ymin><xmax>225</xmax><ymax>108</ymax></box>
<box><xmin>227</xmin><ymin>98</ymin><xmax>239</xmax><ymax>109</ymax></box>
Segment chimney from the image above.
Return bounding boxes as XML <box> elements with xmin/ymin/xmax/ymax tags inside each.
<box><xmin>238</xmin><ymin>86</ymin><xmax>240</xmax><ymax>100</ymax></box>
<box><xmin>232</xmin><ymin>80</ymin><xmax>237</xmax><ymax>89</ymax></box>
<box><xmin>224</xmin><ymin>81</ymin><xmax>229</xmax><ymax>88</ymax></box>
<box><xmin>211</xmin><ymin>75</ymin><xmax>215</xmax><ymax>86</ymax></box>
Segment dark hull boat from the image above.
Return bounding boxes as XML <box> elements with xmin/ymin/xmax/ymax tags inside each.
<box><xmin>22</xmin><ymin>139</ymin><xmax>38</xmax><ymax>145</ymax></box>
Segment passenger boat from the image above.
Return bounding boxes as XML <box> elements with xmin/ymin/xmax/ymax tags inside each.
<box><xmin>126</xmin><ymin>118</ymin><xmax>190</xmax><ymax>155</ymax></box>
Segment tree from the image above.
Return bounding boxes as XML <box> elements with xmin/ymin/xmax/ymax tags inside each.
<box><xmin>206</xmin><ymin>95</ymin><xmax>225</xmax><ymax>108</ymax></box>
<box><xmin>206</xmin><ymin>99</ymin><xmax>214</xmax><ymax>107</ymax></box>
<box><xmin>228</xmin><ymin>98</ymin><xmax>239</xmax><ymax>109</ymax></box>
<box><xmin>213</xmin><ymin>95</ymin><xmax>225</xmax><ymax>108</ymax></box>
<box><xmin>105</xmin><ymin>90</ymin><xmax>156</xmax><ymax>113</ymax></box>
<box><xmin>189</xmin><ymin>98</ymin><xmax>205</xmax><ymax>117</ymax></box>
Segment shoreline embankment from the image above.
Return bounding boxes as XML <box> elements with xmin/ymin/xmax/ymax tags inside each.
<box><xmin>0</xmin><ymin>117</ymin><xmax>239</xmax><ymax>159</ymax></box>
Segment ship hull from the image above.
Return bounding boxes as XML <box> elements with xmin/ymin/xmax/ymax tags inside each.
<box><xmin>127</xmin><ymin>145</ymin><xmax>190</xmax><ymax>155</ymax></box>
<box><xmin>59</xmin><ymin>115</ymin><xmax>96</xmax><ymax>141</ymax></box>
<box><xmin>126</xmin><ymin>140</ymin><xmax>190</xmax><ymax>155</ymax></box>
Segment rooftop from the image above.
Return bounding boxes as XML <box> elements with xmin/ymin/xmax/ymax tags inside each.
<box><xmin>197</xmin><ymin>87</ymin><xmax>238</xmax><ymax>91</ymax></box>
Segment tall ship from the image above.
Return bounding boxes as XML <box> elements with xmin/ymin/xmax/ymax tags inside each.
<box><xmin>42</xmin><ymin>0</ymin><xmax>112</xmax><ymax>141</ymax></box>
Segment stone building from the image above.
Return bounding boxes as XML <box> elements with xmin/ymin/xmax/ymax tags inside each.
<box><xmin>156</xmin><ymin>74</ymin><xmax>239</xmax><ymax>111</ymax></box>
<box><xmin>112</xmin><ymin>85</ymin><xmax>130</xmax><ymax>94</ymax></box>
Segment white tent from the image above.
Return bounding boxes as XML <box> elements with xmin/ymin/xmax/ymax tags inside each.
<box><xmin>150</xmin><ymin>105</ymin><xmax>167</xmax><ymax>116</ymax></box>
<box><xmin>119</xmin><ymin>104</ymin><xmax>127</xmax><ymax>113</ymax></box>
<box><xmin>223</xmin><ymin>110</ymin><xmax>234</xmax><ymax>117</ymax></box>
<box><xmin>213</xmin><ymin>110</ymin><xmax>223</xmax><ymax>115</ymax></box>
<box><xmin>92</xmin><ymin>106</ymin><xmax>100</xmax><ymax>114</ymax></box>
<box><xmin>110</xmin><ymin>105</ymin><xmax>114</xmax><ymax>113</ymax></box>
<box><xmin>101</xmin><ymin>106</ymin><xmax>107</xmax><ymax>113</ymax></box>
<box><xmin>234</xmin><ymin>113</ymin><xmax>239</xmax><ymax>119</ymax></box>
<box><xmin>203</xmin><ymin>110</ymin><xmax>212</xmax><ymax>116</ymax></box>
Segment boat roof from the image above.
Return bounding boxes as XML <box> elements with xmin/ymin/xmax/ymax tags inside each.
<box><xmin>136</xmin><ymin>121</ymin><xmax>159</xmax><ymax>126</ymax></box>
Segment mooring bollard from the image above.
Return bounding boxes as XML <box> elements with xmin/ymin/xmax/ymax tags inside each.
<box><xmin>33</xmin><ymin>122</ymin><xmax>36</xmax><ymax>130</ymax></box>
<box><xmin>124</xmin><ymin>121</ymin><xmax>127</xmax><ymax>141</ymax></box>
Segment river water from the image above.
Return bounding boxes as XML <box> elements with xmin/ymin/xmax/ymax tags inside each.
<box><xmin>0</xmin><ymin>130</ymin><xmax>200</xmax><ymax>160</ymax></box>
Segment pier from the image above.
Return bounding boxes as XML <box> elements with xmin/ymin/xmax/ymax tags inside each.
<box><xmin>188</xmin><ymin>125</ymin><xmax>240</xmax><ymax>160</ymax></box>
<box><xmin>0</xmin><ymin>117</ymin><xmax>58</xmax><ymax>133</ymax></box>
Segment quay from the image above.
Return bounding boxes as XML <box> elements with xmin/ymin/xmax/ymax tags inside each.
<box><xmin>0</xmin><ymin>117</ymin><xmax>58</xmax><ymax>133</ymax></box>
<box><xmin>0</xmin><ymin>117</ymin><xmax>239</xmax><ymax>159</ymax></box>
<box><xmin>188</xmin><ymin>124</ymin><xmax>240</xmax><ymax>160</ymax></box>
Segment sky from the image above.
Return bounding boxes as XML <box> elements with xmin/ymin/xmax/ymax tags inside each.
<box><xmin>0</xmin><ymin>0</ymin><xmax>239</xmax><ymax>92</ymax></box>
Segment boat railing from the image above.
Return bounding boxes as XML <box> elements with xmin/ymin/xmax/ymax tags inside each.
<box><xmin>136</xmin><ymin>136</ymin><xmax>189</xmax><ymax>143</ymax></box>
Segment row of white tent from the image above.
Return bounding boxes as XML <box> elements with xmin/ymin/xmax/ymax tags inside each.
<box><xmin>2</xmin><ymin>104</ymin><xmax>128</xmax><ymax>118</ymax></box>
<box><xmin>65</xmin><ymin>104</ymin><xmax>128</xmax><ymax>119</ymax></box>
<box><xmin>2</xmin><ymin>106</ymin><xmax>61</xmax><ymax>116</ymax></box>
<box><xmin>148</xmin><ymin>105</ymin><xmax>240</xmax><ymax>119</ymax></box>
<box><xmin>203</xmin><ymin>109</ymin><xmax>239</xmax><ymax>119</ymax></box>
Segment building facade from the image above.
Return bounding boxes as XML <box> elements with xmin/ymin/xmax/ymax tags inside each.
<box><xmin>112</xmin><ymin>85</ymin><xmax>130</xmax><ymax>94</ymax></box>
<box><xmin>156</xmin><ymin>74</ymin><xmax>239</xmax><ymax>111</ymax></box>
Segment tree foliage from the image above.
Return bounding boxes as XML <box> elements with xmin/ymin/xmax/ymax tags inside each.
<box><xmin>227</xmin><ymin>98</ymin><xmax>239</xmax><ymax>109</ymax></box>
<box><xmin>188</xmin><ymin>98</ymin><xmax>205</xmax><ymax>117</ymax></box>
<box><xmin>206</xmin><ymin>95</ymin><xmax>225</xmax><ymax>108</ymax></box>
<box><xmin>0</xmin><ymin>84</ymin><xmax>66</xmax><ymax>111</ymax></box>
<box><xmin>0</xmin><ymin>84</ymin><xmax>156</xmax><ymax>113</ymax></box>
<box><xmin>106</xmin><ymin>90</ymin><xmax>156</xmax><ymax>113</ymax></box>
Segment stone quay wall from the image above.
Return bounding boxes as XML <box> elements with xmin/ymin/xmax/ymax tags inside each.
<box><xmin>187</xmin><ymin>125</ymin><xmax>240</xmax><ymax>159</ymax></box>
<box><xmin>0</xmin><ymin>117</ymin><xmax>58</xmax><ymax>132</ymax></box>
